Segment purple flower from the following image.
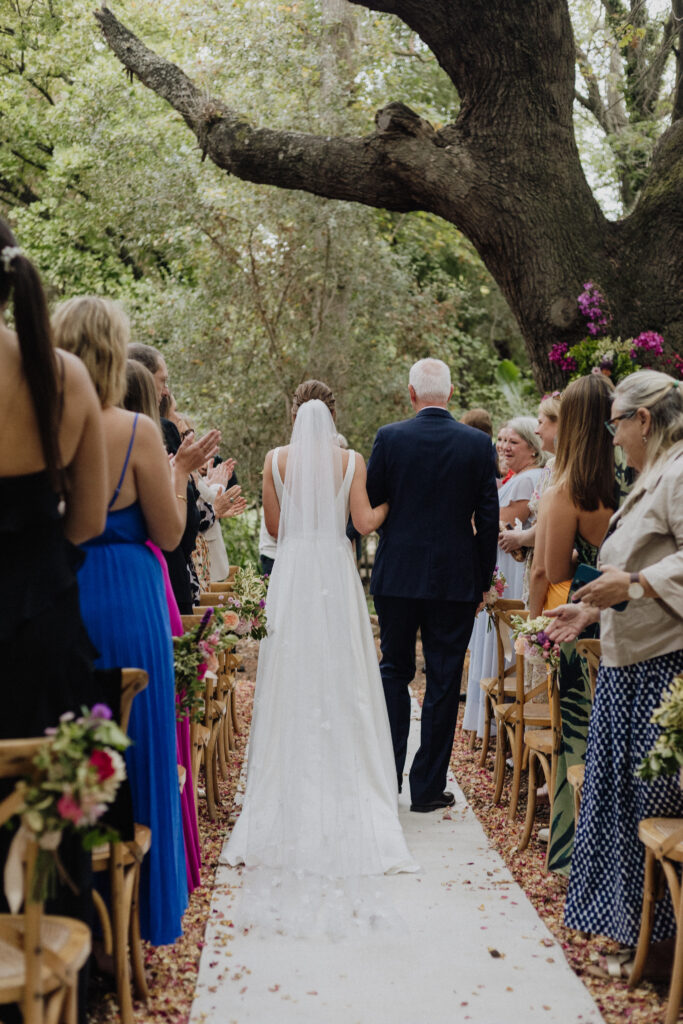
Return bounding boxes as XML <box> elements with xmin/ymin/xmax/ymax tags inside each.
<box><xmin>577</xmin><ymin>281</ymin><xmax>611</xmax><ymax>337</ymax></box>
<box><xmin>90</xmin><ymin>703</ymin><xmax>113</xmax><ymax>720</ymax></box>
<box><xmin>548</xmin><ymin>342</ymin><xmax>578</xmax><ymax>374</ymax></box>
<box><xmin>259</xmin><ymin>599</ymin><xmax>266</xmax><ymax>608</ymax></box>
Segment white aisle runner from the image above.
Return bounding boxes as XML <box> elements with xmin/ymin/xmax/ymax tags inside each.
<box><xmin>190</xmin><ymin>700</ymin><xmax>603</xmax><ymax>1024</ymax></box>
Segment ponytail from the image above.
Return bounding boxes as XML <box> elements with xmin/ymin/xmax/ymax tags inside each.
<box><xmin>0</xmin><ymin>220</ymin><xmax>61</xmax><ymax>489</ymax></box>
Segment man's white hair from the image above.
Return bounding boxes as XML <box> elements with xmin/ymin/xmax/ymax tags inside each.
<box><xmin>409</xmin><ymin>358</ymin><xmax>451</xmax><ymax>402</ymax></box>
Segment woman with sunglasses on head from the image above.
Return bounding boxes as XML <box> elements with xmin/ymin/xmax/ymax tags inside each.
<box><xmin>546</xmin><ymin>370</ymin><xmax>683</xmax><ymax>957</ymax></box>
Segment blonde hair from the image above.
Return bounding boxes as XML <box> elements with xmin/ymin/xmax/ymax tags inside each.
<box><xmin>538</xmin><ymin>393</ymin><xmax>561</xmax><ymax>421</ymax></box>
<box><xmin>53</xmin><ymin>296</ymin><xmax>129</xmax><ymax>406</ymax></box>
<box><xmin>615</xmin><ymin>370</ymin><xmax>683</xmax><ymax>471</ymax></box>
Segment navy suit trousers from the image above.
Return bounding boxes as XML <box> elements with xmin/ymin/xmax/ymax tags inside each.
<box><xmin>374</xmin><ymin>595</ymin><xmax>476</xmax><ymax>805</ymax></box>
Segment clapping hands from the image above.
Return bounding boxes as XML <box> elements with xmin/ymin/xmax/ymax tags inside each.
<box><xmin>172</xmin><ymin>429</ymin><xmax>221</xmax><ymax>476</ymax></box>
<box><xmin>213</xmin><ymin>485</ymin><xmax>247</xmax><ymax>518</ymax></box>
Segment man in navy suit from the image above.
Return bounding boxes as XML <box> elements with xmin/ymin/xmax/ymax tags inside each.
<box><xmin>367</xmin><ymin>359</ymin><xmax>499</xmax><ymax>811</ymax></box>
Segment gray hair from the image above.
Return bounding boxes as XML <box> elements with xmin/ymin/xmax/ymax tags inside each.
<box><xmin>506</xmin><ymin>415</ymin><xmax>547</xmax><ymax>466</ymax></box>
<box><xmin>614</xmin><ymin>370</ymin><xmax>683</xmax><ymax>470</ymax></box>
<box><xmin>409</xmin><ymin>358</ymin><xmax>451</xmax><ymax>403</ymax></box>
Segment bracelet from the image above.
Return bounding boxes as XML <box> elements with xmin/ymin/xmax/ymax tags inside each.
<box><xmin>176</xmin><ymin>493</ymin><xmax>187</xmax><ymax>502</ymax></box>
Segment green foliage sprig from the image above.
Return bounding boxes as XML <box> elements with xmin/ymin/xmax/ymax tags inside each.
<box><xmin>637</xmin><ymin>674</ymin><xmax>683</xmax><ymax>781</ymax></box>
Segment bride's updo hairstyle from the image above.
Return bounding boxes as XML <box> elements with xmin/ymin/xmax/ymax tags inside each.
<box><xmin>292</xmin><ymin>379</ymin><xmax>335</xmax><ymax>420</ymax></box>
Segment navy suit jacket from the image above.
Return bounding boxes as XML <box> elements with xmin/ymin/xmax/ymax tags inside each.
<box><xmin>367</xmin><ymin>408</ymin><xmax>499</xmax><ymax>602</ymax></box>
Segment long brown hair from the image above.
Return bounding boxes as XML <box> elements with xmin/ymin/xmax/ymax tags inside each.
<box><xmin>123</xmin><ymin>359</ymin><xmax>161</xmax><ymax>430</ymax></box>
<box><xmin>0</xmin><ymin>219</ymin><xmax>61</xmax><ymax>487</ymax></box>
<box><xmin>553</xmin><ymin>374</ymin><xmax>615</xmax><ymax>511</ymax></box>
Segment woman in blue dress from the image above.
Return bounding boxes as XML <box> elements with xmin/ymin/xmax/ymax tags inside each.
<box><xmin>53</xmin><ymin>296</ymin><xmax>219</xmax><ymax>944</ymax></box>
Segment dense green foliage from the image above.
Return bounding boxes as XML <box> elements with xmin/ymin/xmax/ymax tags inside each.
<box><xmin>1</xmin><ymin>1</ymin><xmax>675</xmax><ymax>495</ymax></box>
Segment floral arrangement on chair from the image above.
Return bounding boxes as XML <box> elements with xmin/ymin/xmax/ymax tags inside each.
<box><xmin>483</xmin><ymin>567</ymin><xmax>507</xmax><ymax>610</ymax></box>
<box><xmin>637</xmin><ymin>673</ymin><xmax>683</xmax><ymax>781</ymax></box>
<box><xmin>548</xmin><ymin>282</ymin><xmax>683</xmax><ymax>384</ymax></box>
<box><xmin>510</xmin><ymin>615</ymin><xmax>561</xmax><ymax>670</ymax></box>
<box><xmin>224</xmin><ymin>565</ymin><xmax>269</xmax><ymax>641</ymax></box>
<box><xmin>174</xmin><ymin>607</ymin><xmax>239</xmax><ymax>722</ymax></box>
<box><xmin>7</xmin><ymin>705</ymin><xmax>130</xmax><ymax>906</ymax></box>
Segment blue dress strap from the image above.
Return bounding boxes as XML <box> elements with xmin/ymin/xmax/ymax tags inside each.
<box><xmin>108</xmin><ymin>413</ymin><xmax>139</xmax><ymax>511</ymax></box>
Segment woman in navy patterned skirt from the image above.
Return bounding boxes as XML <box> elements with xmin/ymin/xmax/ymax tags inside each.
<box><xmin>546</xmin><ymin>369</ymin><xmax>683</xmax><ymax>946</ymax></box>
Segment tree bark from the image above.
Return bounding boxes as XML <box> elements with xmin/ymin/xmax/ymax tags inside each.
<box><xmin>94</xmin><ymin>2</ymin><xmax>683</xmax><ymax>389</ymax></box>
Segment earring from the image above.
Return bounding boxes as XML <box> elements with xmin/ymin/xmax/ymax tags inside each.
<box><xmin>642</xmin><ymin>435</ymin><xmax>648</xmax><ymax>444</ymax></box>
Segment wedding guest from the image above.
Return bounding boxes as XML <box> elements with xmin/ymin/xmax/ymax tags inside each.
<box><xmin>546</xmin><ymin>370</ymin><xmax>683</xmax><ymax>950</ymax></box>
<box><xmin>0</xmin><ymin>223</ymin><xmax>106</xmax><ymax>1024</ymax></box>
<box><xmin>128</xmin><ymin>344</ymin><xmax>210</xmax><ymax>613</ymax></box>
<box><xmin>463</xmin><ymin>417</ymin><xmax>544</xmax><ymax>739</ymax></box>
<box><xmin>538</xmin><ymin>375</ymin><xmax>616</xmax><ymax>874</ymax></box>
<box><xmin>498</xmin><ymin>392</ymin><xmax>562</xmax><ymax>611</ymax></box>
<box><xmin>495</xmin><ymin>422</ymin><xmax>511</xmax><ymax>484</ymax></box>
<box><xmin>53</xmin><ymin>295</ymin><xmax>218</xmax><ymax>944</ymax></box>
<box><xmin>461</xmin><ymin>408</ymin><xmax>493</xmax><ymax>437</ymax></box>
<box><xmin>196</xmin><ymin>459</ymin><xmax>247</xmax><ymax>581</ymax></box>
<box><xmin>122</xmin><ymin>357</ymin><xmax>202</xmax><ymax>892</ymax></box>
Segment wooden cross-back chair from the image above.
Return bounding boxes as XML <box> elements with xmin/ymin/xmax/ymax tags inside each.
<box><xmin>180</xmin><ymin>614</ymin><xmax>226</xmax><ymax>821</ymax></box>
<box><xmin>90</xmin><ymin>669</ymin><xmax>151</xmax><ymax>1024</ymax></box>
<box><xmin>630</xmin><ymin>819</ymin><xmax>683</xmax><ymax>1024</ymax></box>
<box><xmin>195</xmin><ymin>591</ymin><xmax>230</xmax><ymax>607</ymax></box>
<box><xmin>0</xmin><ymin>738</ymin><xmax>91</xmax><ymax>1024</ymax></box>
<box><xmin>516</xmin><ymin>666</ymin><xmax>562</xmax><ymax>867</ymax></box>
<box><xmin>492</xmin><ymin>609</ymin><xmax>552</xmax><ymax>820</ymax></box>
<box><xmin>566</xmin><ymin>639</ymin><xmax>602</xmax><ymax>823</ymax></box>
<box><xmin>474</xmin><ymin>599</ymin><xmax>525</xmax><ymax>766</ymax></box>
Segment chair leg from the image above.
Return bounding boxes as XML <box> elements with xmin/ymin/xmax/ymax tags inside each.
<box><xmin>130</xmin><ymin>865</ymin><xmax>150</xmax><ymax>1001</ymax></box>
<box><xmin>467</xmin><ymin>729</ymin><xmax>477</xmax><ymax>751</ymax></box>
<box><xmin>61</xmin><ymin>983</ymin><xmax>78</xmax><ymax>1024</ymax></box>
<box><xmin>665</xmin><ymin>873</ymin><xmax>683</xmax><ymax>1024</ymax></box>
<box><xmin>110</xmin><ymin>843</ymin><xmax>134</xmax><ymax>1024</ymax></box>
<box><xmin>205</xmin><ymin>728</ymin><xmax>219</xmax><ymax>821</ymax></box>
<box><xmin>492</xmin><ymin>722</ymin><xmax>506</xmax><ymax>805</ymax></box>
<box><xmin>629</xmin><ymin>848</ymin><xmax>658</xmax><ymax>988</ymax></box>
<box><xmin>226</xmin><ymin>689</ymin><xmax>236</xmax><ymax>752</ymax></box>
<box><xmin>230</xmin><ymin>684</ymin><xmax>241</xmax><ymax>736</ymax></box>
<box><xmin>478</xmin><ymin>698</ymin><xmax>491</xmax><ymax>768</ymax></box>
<box><xmin>517</xmin><ymin>750</ymin><xmax>537</xmax><ymax>852</ymax></box>
<box><xmin>507</xmin><ymin>723</ymin><xmax>525</xmax><ymax>821</ymax></box>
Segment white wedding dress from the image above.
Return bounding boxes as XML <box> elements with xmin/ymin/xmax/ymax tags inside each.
<box><xmin>223</xmin><ymin>400</ymin><xmax>417</xmax><ymax>936</ymax></box>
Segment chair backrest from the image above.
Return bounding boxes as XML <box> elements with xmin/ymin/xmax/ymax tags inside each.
<box><xmin>490</xmin><ymin>600</ymin><xmax>526</xmax><ymax>697</ymax></box>
<box><xmin>496</xmin><ymin>604</ymin><xmax>528</xmax><ymax>703</ymax></box>
<box><xmin>180</xmin><ymin>613</ymin><xmax>205</xmax><ymax>632</ymax></box>
<box><xmin>576</xmin><ymin>638</ymin><xmax>601</xmax><ymax>701</ymax></box>
<box><xmin>196</xmin><ymin>591</ymin><xmax>230</xmax><ymax>607</ymax></box>
<box><xmin>119</xmin><ymin>669</ymin><xmax>149</xmax><ymax>736</ymax></box>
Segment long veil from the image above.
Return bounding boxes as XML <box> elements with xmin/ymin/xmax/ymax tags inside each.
<box><xmin>224</xmin><ymin>400</ymin><xmax>417</xmax><ymax>936</ymax></box>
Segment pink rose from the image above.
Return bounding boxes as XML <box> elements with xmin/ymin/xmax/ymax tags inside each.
<box><xmin>222</xmin><ymin>611</ymin><xmax>240</xmax><ymax>631</ymax></box>
<box><xmin>514</xmin><ymin>637</ymin><xmax>525</xmax><ymax>655</ymax></box>
<box><xmin>57</xmin><ymin>793</ymin><xmax>84</xmax><ymax>825</ymax></box>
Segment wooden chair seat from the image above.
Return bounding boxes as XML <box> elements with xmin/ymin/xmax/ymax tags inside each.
<box><xmin>480</xmin><ymin>675</ymin><xmax>517</xmax><ymax>698</ymax></box>
<box><xmin>630</xmin><ymin>817</ymin><xmax>683</xmax><ymax>1024</ymax></box>
<box><xmin>523</xmin><ymin>727</ymin><xmax>554</xmax><ymax>756</ymax></box>
<box><xmin>638</xmin><ymin>818</ymin><xmax>683</xmax><ymax>863</ymax></box>
<box><xmin>208</xmin><ymin>582</ymin><xmax>234</xmax><ymax>593</ymax></box>
<box><xmin>493</xmin><ymin>701</ymin><xmax>551</xmax><ymax>729</ymax></box>
<box><xmin>91</xmin><ymin>824</ymin><xmax>152</xmax><ymax>872</ymax></box>
<box><xmin>0</xmin><ymin>915</ymin><xmax>91</xmax><ymax>1001</ymax></box>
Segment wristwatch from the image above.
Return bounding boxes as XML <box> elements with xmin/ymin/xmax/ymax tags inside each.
<box><xmin>627</xmin><ymin>572</ymin><xmax>645</xmax><ymax>600</ymax></box>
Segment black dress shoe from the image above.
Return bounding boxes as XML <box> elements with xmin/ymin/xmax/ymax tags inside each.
<box><xmin>410</xmin><ymin>791</ymin><xmax>455</xmax><ymax>813</ymax></box>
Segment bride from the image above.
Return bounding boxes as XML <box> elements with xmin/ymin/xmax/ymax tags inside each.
<box><xmin>223</xmin><ymin>380</ymin><xmax>417</xmax><ymax>934</ymax></box>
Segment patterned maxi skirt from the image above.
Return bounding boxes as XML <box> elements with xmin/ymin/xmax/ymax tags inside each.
<box><xmin>564</xmin><ymin>647</ymin><xmax>683</xmax><ymax>945</ymax></box>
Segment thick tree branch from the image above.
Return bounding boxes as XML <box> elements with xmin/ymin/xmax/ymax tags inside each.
<box><xmin>94</xmin><ymin>6</ymin><xmax>479</xmax><ymax>219</ymax></box>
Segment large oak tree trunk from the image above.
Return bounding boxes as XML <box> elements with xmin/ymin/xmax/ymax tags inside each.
<box><xmin>95</xmin><ymin>1</ymin><xmax>683</xmax><ymax>390</ymax></box>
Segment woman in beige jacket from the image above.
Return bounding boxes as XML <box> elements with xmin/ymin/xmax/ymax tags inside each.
<box><xmin>546</xmin><ymin>369</ymin><xmax>683</xmax><ymax>951</ymax></box>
